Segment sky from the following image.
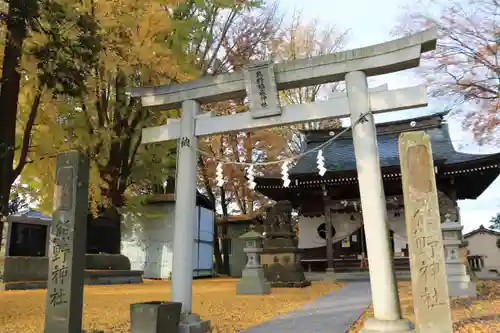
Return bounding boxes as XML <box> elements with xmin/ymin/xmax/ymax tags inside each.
<box><xmin>278</xmin><ymin>0</ymin><xmax>500</xmax><ymax>233</ymax></box>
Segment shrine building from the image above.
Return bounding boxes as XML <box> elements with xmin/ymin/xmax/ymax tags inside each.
<box><xmin>254</xmin><ymin>112</ymin><xmax>500</xmax><ymax>272</ymax></box>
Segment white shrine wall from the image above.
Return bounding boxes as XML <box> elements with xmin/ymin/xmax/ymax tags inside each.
<box><xmin>298</xmin><ymin>210</ymin><xmax>408</xmax><ymax>254</ymax></box>
<box><xmin>121</xmin><ymin>202</ymin><xmax>214</xmax><ymax>279</ymax></box>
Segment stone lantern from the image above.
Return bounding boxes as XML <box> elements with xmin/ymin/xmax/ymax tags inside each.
<box><xmin>236</xmin><ymin>229</ymin><xmax>271</xmax><ymax>295</ymax></box>
<box><xmin>441</xmin><ymin>215</ymin><xmax>476</xmax><ymax>298</ymax></box>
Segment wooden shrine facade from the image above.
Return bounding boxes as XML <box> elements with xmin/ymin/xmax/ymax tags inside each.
<box><xmin>255</xmin><ymin>112</ymin><xmax>500</xmax><ymax>270</ymax></box>
<box><xmin>256</xmin><ymin>113</ymin><xmax>500</xmax><ymax>207</ymax></box>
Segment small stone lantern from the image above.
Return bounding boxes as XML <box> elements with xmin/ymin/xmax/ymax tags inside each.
<box><xmin>236</xmin><ymin>228</ymin><xmax>271</xmax><ymax>295</ymax></box>
<box><xmin>441</xmin><ymin>215</ymin><xmax>476</xmax><ymax>298</ymax></box>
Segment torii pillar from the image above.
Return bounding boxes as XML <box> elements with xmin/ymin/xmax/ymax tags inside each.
<box><xmin>131</xmin><ymin>27</ymin><xmax>438</xmax><ymax>333</ymax></box>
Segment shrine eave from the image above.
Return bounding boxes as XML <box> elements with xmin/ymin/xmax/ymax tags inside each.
<box><xmin>255</xmin><ymin>154</ymin><xmax>500</xmax><ymax>201</ymax></box>
<box><xmin>464</xmin><ymin>225</ymin><xmax>500</xmax><ymax>238</ymax></box>
<box><xmin>291</xmin><ymin>117</ymin><xmax>491</xmax><ymax>175</ymax></box>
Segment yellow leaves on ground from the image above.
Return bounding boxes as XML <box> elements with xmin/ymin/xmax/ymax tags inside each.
<box><xmin>347</xmin><ymin>281</ymin><xmax>500</xmax><ymax>333</ymax></box>
<box><xmin>0</xmin><ymin>278</ymin><xmax>342</xmax><ymax>333</ymax></box>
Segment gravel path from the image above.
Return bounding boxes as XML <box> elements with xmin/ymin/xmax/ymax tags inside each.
<box><xmin>241</xmin><ymin>281</ymin><xmax>372</xmax><ymax>333</ymax></box>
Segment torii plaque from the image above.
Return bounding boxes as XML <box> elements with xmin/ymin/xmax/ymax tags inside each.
<box><xmin>131</xmin><ymin>27</ymin><xmax>437</xmax><ymax>333</ymax></box>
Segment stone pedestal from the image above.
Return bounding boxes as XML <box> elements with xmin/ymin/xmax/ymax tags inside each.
<box><xmin>360</xmin><ymin>318</ymin><xmax>414</xmax><ymax>333</ymax></box>
<box><xmin>261</xmin><ymin>238</ymin><xmax>311</xmax><ymax>288</ymax></box>
<box><xmin>441</xmin><ymin>219</ymin><xmax>477</xmax><ymax>298</ymax></box>
<box><xmin>260</xmin><ymin>201</ymin><xmax>311</xmax><ymax>288</ymax></box>
<box><xmin>178</xmin><ymin>314</ymin><xmax>211</xmax><ymax>333</ymax></box>
<box><xmin>236</xmin><ymin>230</ymin><xmax>271</xmax><ymax>295</ymax></box>
<box><xmin>130</xmin><ymin>301</ymin><xmax>182</xmax><ymax>333</ymax></box>
<box><xmin>325</xmin><ymin>267</ymin><xmax>335</xmax><ymax>275</ymax></box>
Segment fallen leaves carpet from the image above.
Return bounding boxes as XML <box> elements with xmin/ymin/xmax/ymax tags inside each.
<box><xmin>0</xmin><ymin>278</ymin><xmax>342</xmax><ymax>333</ymax></box>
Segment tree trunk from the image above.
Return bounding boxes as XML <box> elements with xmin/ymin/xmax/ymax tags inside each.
<box><xmin>220</xmin><ymin>186</ymin><xmax>230</xmax><ymax>275</ymax></box>
<box><xmin>212</xmin><ymin>222</ymin><xmax>224</xmax><ymax>274</ymax></box>
<box><xmin>0</xmin><ymin>0</ymin><xmax>29</xmax><ymax>251</ymax></box>
<box><xmin>96</xmin><ymin>181</ymin><xmax>124</xmax><ymax>254</ymax></box>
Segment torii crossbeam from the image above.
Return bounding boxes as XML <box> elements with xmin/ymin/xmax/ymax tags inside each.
<box><xmin>131</xmin><ymin>27</ymin><xmax>437</xmax><ymax>333</ymax></box>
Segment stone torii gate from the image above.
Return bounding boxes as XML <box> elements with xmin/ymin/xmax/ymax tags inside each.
<box><xmin>131</xmin><ymin>27</ymin><xmax>437</xmax><ymax>333</ymax></box>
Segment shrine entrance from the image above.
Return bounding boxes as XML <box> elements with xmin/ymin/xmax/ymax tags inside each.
<box><xmin>331</xmin><ymin>228</ymin><xmax>395</xmax><ymax>259</ymax></box>
<box><xmin>132</xmin><ymin>27</ymin><xmax>438</xmax><ymax>333</ymax></box>
<box><xmin>333</xmin><ymin>227</ymin><xmax>368</xmax><ymax>259</ymax></box>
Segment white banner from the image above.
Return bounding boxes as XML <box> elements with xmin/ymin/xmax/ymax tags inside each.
<box><xmin>298</xmin><ymin>210</ymin><xmax>407</xmax><ymax>249</ymax></box>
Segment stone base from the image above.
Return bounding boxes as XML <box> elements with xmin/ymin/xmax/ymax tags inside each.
<box><xmin>236</xmin><ymin>277</ymin><xmax>271</xmax><ymax>295</ymax></box>
<box><xmin>1</xmin><ymin>270</ymin><xmax>143</xmax><ymax>290</ymax></box>
<box><xmin>448</xmin><ymin>280</ymin><xmax>477</xmax><ymax>298</ymax></box>
<box><xmin>178</xmin><ymin>313</ymin><xmax>210</xmax><ymax>333</ymax></box>
<box><xmin>85</xmin><ymin>270</ymin><xmax>144</xmax><ymax>285</ymax></box>
<box><xmin>262</xmin><ymin>251</ymin><xmax>310</xmax><ymax>288</ymax></box>
<box><xmin>446</xmin><ymin>262</ymin><xmax>477</xmax><ymax>298</ymax></box>
<box><xmin>360</xmin><ymin>318</ymin><xmax>414</xmax><ymax>333</ymax></box>
<box><xmin>270</xmin><ymin>280</ymin><xmax>311</xmax><ymax>288</ymax></box>
<box><xmin>130</xmin><ymin>301</ymin><xmax>182</xmax><ymax>333</ymax></box>
<box><xmin>322</xmin><ymin>268</ymin><xmax>336</xmax><ymax>281</ymax></box>
<box><xmin>0</xmin><ymin>281</ymin><xmax>45</xmax><ymax>291</ymax></box>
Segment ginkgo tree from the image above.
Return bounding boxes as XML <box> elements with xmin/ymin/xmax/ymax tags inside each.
<box><xmin>0</xmin><ymin>0</ymin><xmax>101</xmax><ymax>248</ymax></box>
<box><xmin>19</xmin><ymin>0</ymin><xmax>269</xmax><ymax>251</ymax></box>
<box><xmin>21</xmin><ymin>0</ymin><xmax>194</xmax><ymax>221</ymax></box>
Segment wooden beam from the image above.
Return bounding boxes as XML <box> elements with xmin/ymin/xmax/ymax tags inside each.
<box><xmin>141</xmin><ymin>85</ymin><xmax>427</xmax><ymax>144</ymax></box>
<box><xmin>131</xmin><ymin>28</ymin><xmax>437</xmax><ymax>110</ymax></box>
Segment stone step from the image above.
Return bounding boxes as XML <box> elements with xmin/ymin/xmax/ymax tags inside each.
<box><xmin>301</xmin><ymin>258</ymin><xmax>411</xmax><ymax>272</ymax></box>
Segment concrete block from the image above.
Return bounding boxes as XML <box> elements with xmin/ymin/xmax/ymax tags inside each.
<box><xmin>236</xmin><ymin>277</ymin><xmax>271</xmax><ymax>295</ymax></box>
<box><xmin>130</xmin><ymin>301</ymin><xmax>182</xmax><ymax>333</ymax></box>
<box><xmin>178</xmin><ymin>313</ymin><xmax>210</xmax><ymax>333</ymax></box>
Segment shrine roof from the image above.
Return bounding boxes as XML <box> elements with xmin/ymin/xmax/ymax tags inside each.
<box><xmin>464</xmin><ymin>225</ymin><xmax>500</xmax><ymax>238</ymax></box>
<box><xmin>290</xmin><ymin>112</ymin><xmax>500</xmax><ymax>175</ymax></box>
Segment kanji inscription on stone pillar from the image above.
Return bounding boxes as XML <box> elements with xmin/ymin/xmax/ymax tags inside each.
<box><xmin>44</xmin><ymin>151</ymin><xmax>89</xmax><ymax>333</ymax></box>
<box><xmin>243</xmin><ymin>61</ymin><xmax>282</xmax><ymax>119</ymax></box>
<box><xmin>399</xmin><ymin>131</ymin><xmax>453</xmax><ymax>333</ymax></box>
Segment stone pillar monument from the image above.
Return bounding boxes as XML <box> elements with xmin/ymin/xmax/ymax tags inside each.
<box><xmin>236</xmin><ymin>229</ymin><xmax>271</xmax><ymax>295</ymax></box>
<box><xmin>399</xmin><ymin>131</ymin><xmax>453</xmax><ymax>333</ymax></box>
<box><xmin>44</xmin><ymin>151</ymin><xmax>89</xmax><ymax>333</ymax></box>
<box><xmin>441</xmin><ymin>216</ymin><xmax>477</xmax><ymax>298</ymax></box>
